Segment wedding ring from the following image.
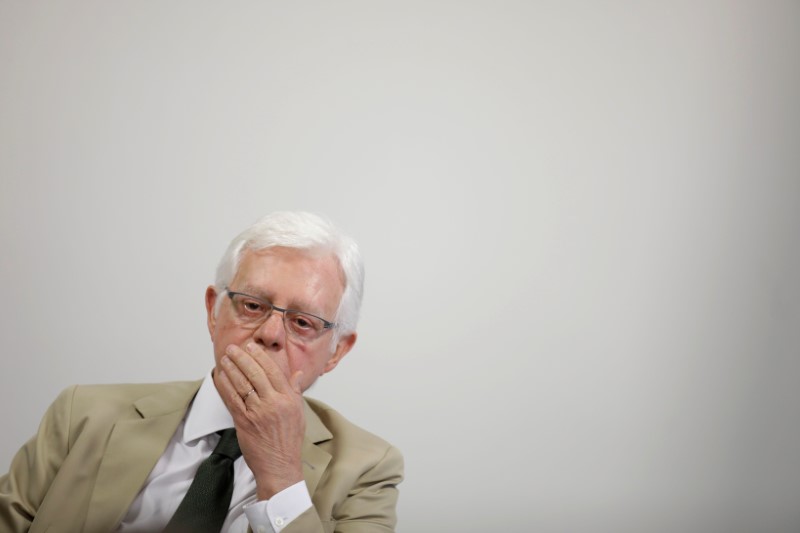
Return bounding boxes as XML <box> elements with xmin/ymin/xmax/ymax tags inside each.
<box><xmin>243</xmin><ymin>388</ymin><xmax>257</xmax><ymax>400</ymax></box>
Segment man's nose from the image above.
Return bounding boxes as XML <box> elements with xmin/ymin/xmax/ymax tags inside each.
<box><xmin>253</xmin><ymin>311</ymin><xmax>285</xmax><ymax>350</ymax></box>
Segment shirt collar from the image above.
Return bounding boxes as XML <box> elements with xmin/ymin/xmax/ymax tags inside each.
<box><xmin>183</xmin><ymin>370</ymin><xmax>235</xmax><ymax>444</ymax></box>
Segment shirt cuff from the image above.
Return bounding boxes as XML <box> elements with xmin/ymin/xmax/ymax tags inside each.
<box><xmin>243</xmin><ymin>481</ymin><xmax>312</xmax><ymax>533</ymax></box>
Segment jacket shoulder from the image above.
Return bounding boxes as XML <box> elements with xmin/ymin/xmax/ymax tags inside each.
<box><xmin>56</xmin><ymin>380</ymin><xmax>202</xmax><ymax>433</ymax></box>
<box><xmin>68</xmin><ymin>380</ymin><xmax>202</xmax><ymax>403</ymax></box>
<box><xmin>304</xmin><ymin>396</ymin><xmax>402</xmax><ymax>462</ymax></box>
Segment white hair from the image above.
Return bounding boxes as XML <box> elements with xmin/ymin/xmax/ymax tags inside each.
<box><xmin>214</xmin><ymin>212</ymin><xmax>364</xmax><ymax>345</ymax></box>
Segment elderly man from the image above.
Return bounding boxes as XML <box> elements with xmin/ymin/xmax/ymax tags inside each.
<box><xmin>0</xmin><ymin>212</ymin><xmax>403</xmax><ymax>533</ymax></box>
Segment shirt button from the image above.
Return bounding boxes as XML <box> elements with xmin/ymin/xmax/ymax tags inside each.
<box><xmin>275</xmin><ymin>517</ymin><xmax>285</xmax><ymax>527</ymax></box>
<box><xmin>257</xmin><ymin>526</ymin><xmax>266</xmax><ymax>533</ymax></box>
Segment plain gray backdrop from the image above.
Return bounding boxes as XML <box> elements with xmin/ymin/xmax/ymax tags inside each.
<box><xmin>1</xmin><ymin>2</ymin><xmax>799</xmax><ymax>532</ymax></box>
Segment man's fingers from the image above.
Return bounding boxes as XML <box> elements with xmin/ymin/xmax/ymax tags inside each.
<box><xmin>220</xmin><ymin>347</ymin><xmax>263</xmax><ymax>397</ymax></box>
<box><xmin>215</xmin><ymin>366</ymin><xmax>247</xmax><ymax>411</ymax></box>
<box><xmin>243</xmin><ymin>343</ymin><xmax>293</xmax><ymax>395</ymax></box>
<box><xmin>223</xmin><ymin>343</ymin><xmax>296</xmax><ymax>397</ymax></box>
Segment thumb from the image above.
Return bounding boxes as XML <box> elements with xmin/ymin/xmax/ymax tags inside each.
<box><xmin>291</xmin><ymin>371</ymin><xmax>304</xmax><ymax>394</ymax></box>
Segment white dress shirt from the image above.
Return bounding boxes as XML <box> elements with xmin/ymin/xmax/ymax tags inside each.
<box><xmin>116</xmin><ymin>372</ymin><xmax>312</xmax><ymax>533</ymax></box>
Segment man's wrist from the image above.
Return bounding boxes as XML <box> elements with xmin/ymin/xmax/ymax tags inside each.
<box><xmin>254</xmin><ymin>466</ymin><xmax>304</xmax><ymax>500</ymax></box>
<box><xmin>244</xmin><ymin>481</ymin><xmax>312</xmax><ymax>532</ymax></box>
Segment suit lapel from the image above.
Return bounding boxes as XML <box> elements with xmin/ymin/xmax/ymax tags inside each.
<box><xmin>301</xmin><ymin>400</ymin><xmax>333</xmax><ymax>496</ymax></box>
<box><xmin>83</xmin><ymin>381</ymin><xmax>201</xmax><ymax>533</ymax></box>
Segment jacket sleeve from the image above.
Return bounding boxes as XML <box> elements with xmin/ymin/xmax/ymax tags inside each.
<box><xmin>283</xmin><ymin>444</ymin><xmax>404</xmax><ymax>533</ymax></box>
<box><xmin>0</xmin><ymin>386</ymin><xmax>76</xmax><ymax>533</ymax></box>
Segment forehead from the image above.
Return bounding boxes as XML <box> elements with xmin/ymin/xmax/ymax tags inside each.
<box><xmin>231</xmin><ymin>247</ymin><xmax>345</xmax><ymax>313</ymax></box>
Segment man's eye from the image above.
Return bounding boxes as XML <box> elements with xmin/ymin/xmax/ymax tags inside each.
<box><xmin>290</xmin><ymin>315</ymin><xmax>315</xmax><ymax>330</ymax></box>
<box><xmin>242</xmin><ymin>300</ymin><xmax>265</xmax><ymax>313</ymax></box>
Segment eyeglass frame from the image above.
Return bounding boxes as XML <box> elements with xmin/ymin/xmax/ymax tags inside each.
<box><xmin>223</xmin><ymin>287</ymin><xmax>337</xmax><ymax>341</ymax></box>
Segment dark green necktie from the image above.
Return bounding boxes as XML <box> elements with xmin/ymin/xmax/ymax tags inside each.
<box><xmin>164</xmin><ymin>428</ymin><xmax>242</xmax><ymax>533</ymax></box>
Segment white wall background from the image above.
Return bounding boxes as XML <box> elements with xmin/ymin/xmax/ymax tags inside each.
<box><xmin>1</xmin><ymin>2</ymin><xmax>799</xmax><ymax>532</ymax></box>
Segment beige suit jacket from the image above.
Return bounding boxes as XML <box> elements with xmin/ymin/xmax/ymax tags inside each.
<box><xmin>0</xmin><ymin>381</ymin><xmax>403</xmax><ymax>533</ymax></box>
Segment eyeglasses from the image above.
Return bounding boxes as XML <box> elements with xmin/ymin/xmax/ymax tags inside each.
<box><xmin>224</xmin><ymin>287</ymin><xmax>337</xmax><ymax>343</ymax></box>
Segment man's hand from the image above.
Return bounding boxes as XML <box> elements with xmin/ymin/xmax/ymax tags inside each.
<box><xmin>215</xmin><ymin>342</ymin><xmax>306</xmax><ymax>500</ymax></box>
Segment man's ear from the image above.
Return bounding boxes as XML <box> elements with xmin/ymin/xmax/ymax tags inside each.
<box><xmin>323</xmin><ymin>332</ymin><xmax>357</xmax><ymax>374</ymax></box>
<box><xmin>205</xmin><ymin>286</ymin><xmax>218</xmax><ymax>336</ymax></box>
